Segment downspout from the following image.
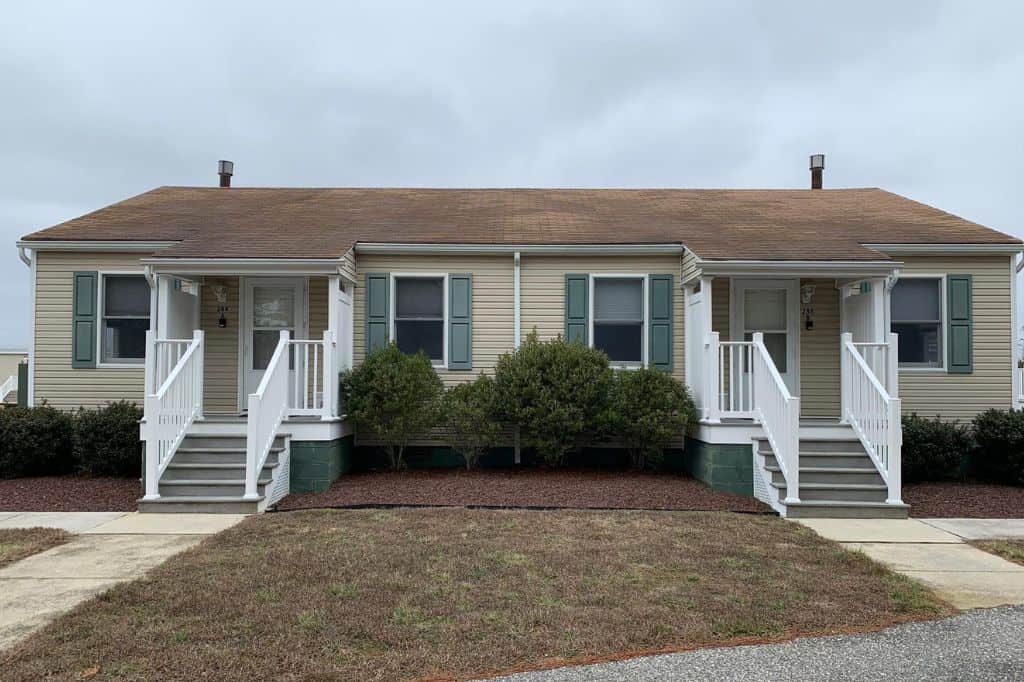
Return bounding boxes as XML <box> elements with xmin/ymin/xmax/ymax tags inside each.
<box><xmin>513</xmin><ymin>251</ymin><xmax>522</xmax><ymax>465</ymax></box>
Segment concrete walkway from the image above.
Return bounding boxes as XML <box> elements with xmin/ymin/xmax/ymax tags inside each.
<box><xmin>0</xmin><ymin>512</ymin><xmax>246</xmax><ymax>651</ymax></box>
<box><xmin>797</xmin><ymin>518</ymin><xmax>1024</xmax><ymax>609</ymax></box>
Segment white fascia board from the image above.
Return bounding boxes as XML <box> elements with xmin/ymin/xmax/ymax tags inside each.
<box><xmin>16</xmin><ymin>240</ymin><xmax>179</xmax><ymax>252</ymax></box>
<box><xmin>354</xmin><ymin>242</ymin><xmax>684</xmax><ymax>255</ymax></box>
<box><xmin>865</xmin><ymin>243</ymin><xmax>1024</xmax><ymax>255</ymax></box>
<box><xmin>141</xmin><ymin>257</ymin><xmax>345</xmax><ymax>276</ymax></box>
<box><xmin>696</xmin><ymin>259</ymin><xmax>901</xmax><ymax>278</ymax></box>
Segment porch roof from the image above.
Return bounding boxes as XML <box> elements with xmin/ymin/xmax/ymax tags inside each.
<box><xmin>20</xmin><ymin>186</ymin><xmax>1020</xmax><ymax>261</ymax></box>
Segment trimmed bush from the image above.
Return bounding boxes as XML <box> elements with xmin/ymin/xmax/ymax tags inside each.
<box><xmin>0</xmin><ymin>405</ymin><xmax>75</xmax><ymax>478</ymax></box>
<box><xmin>900</xmin><ymin>413</ymin><xmax>972</xmax><ymax>483</ymax></box>
<box><xmin>441</xmin><ymin>375</ymin><xmax>503</xmax><ymax>470</ymax></box>
<box><xmin>603</xmin><ymin>368</ymin><xmax>696</xmax><ymax>470</ymax></box>
<box><xmin>344</xmin><ymin>343</ymin><xmax>443</xmax><ymax>470</ymax></box>
<box><xmin>74</xmin><ymin>401</ymin><xmax>144</xmax><ymax>477</ymax></box>
<box><xmin>972</xmin><ymin>408</ymin><xmax>1024</xmax><ymax>485</ymax></box>
<box><xmin>494</xmin><ymin>332</ymin><xmax>612</xmax><ymax>466</ymax></box>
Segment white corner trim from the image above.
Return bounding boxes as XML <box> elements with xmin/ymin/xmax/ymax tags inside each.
<box><xmin>16</xmin><ymin>240</ymin><xmax>178</xmax><ymax>252</ymax></box>
<box><xmin>354</xmin><ymin>242</ymin><xmax>684</xmax><ymax>255</ymax></box>
<box><xmin>513</xmin><ymin>251</ymin><xmax>521</xmax><ymax>348</ymax></box>
<box><xmin>27</xmin><ymin>251</ymin><xmax>36</xmax><ymax>405</ymax></box>
<box><xmin>865</xmin><ymin>243</ymin><xmax>1024</xmax><ymax>255</ymax></box>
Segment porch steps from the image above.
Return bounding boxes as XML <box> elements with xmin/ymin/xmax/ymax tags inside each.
<box><xmin>756</xmin><ymin>431</ymin><xmax>909</xmax><ymax>519</ymax></box>
<box><xmin>138</xmin><ymin>433</ymin><xmax>288</xmax><ymax>514</ymax></box>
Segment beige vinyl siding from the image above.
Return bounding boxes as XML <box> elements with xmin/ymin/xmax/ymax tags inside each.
<box><xmin>354</xmin><ymin>255</ymin><xmax>515</xmax><ymax>386</ymax></box>
<box><xmin>199</xmin><ymin>276</ymin><xmax>240</xmax><ymax>413</ymax></box>
<box><xmin>33</xmin><ymin>251</ymin><xmax>149</xmax><ymax>409</ymax></box>
<box><xmin>339</xmin><ymin>249</ymin><xmax>357</xmax><ymax>283</ymax></box>
<box><xmin>799</xmin><ymin>278</ymin><xmax>840</xmax><ymax>418</ymax></box>
<box><xmin>520</xmin><ymin>256</ymin><xmax>684</xmax><ymax>382</ymax></box>
<box><xmin>896</xmin><ymin>255</ymin><xmax>1014</xmax><ymax>421</ymax></box>
<box><xmin>681</xmin><ymin>249</ymin><xmax>699</xmax><ymax>284</ymax></box>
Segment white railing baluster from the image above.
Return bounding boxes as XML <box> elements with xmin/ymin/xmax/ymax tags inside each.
<box><xmin>714</xmin><ymin>340</ymin><xmax>755</xmax><ymax>419</ymax></box>
<box><xmin>841</xmin><ymin>332</ymin><xmax>902</xmax><ymax>504</ymax></box>
<box><xmin>142</xmin><ymin>330</ymin><xmax>204</xmax><ymax>500</ymax></box>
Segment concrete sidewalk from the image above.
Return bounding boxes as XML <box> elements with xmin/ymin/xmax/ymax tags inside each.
<box><xmin>0</xmin><ymin>512</ymin><xmax>246</xmax><ymax>651</ymax></box>
<box><xmin>797</xmin><ymin>518</ymin><xmax>1024</xmax><ymax>609</ymax></box>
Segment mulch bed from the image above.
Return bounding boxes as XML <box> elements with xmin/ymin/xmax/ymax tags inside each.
<box><xmin>0</xmin><ymin>476</ymin><xmax>140</xmax><ymax>512</ymax></box>
<box><xmin>275</xmin><ymin>469</ymin><xmax>770</xmax><ymax>513</ymax></box>
<box><xmin>905</xmin><ymin>482</ymin><xmax>1024</xmax><ymax>518</ymax></box>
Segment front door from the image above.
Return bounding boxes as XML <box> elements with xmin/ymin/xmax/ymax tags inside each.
<box><xmin>242</xmin><ymin>278</ymin><xmax>307</xmax><ymax>403</ymax></box>
<box><xmin>731</xmin><ymin>279</ymin><xmax>800</xmax><ymax>395</ymax></box>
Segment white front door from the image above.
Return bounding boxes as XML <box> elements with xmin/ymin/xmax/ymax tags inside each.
<box><xmin>241</xmin><ymin>278</ymin><xmax>307</xmax><ymax>403</ymax></box>
<box><xmin>731</xmin><ymin>279</ymin><xmax>800</xmax><ymax>395</ymax></box>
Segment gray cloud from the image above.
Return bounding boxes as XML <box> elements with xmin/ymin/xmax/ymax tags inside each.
<box><xmin>1</xmin><ymin>0</ymin><xmax>1022</xmax><ymax>347</ymax></box>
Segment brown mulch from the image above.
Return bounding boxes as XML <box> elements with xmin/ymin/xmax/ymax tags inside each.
<box><xmin>275</xmin><ymin>469</ymin><xmax>770</xmax><ymax>513</ymax></box>
<box><xmin>0</xmin><ymin>476</ymin><xmax>140</xmax><ymax>512</ymax></box>
<box><xmin>905</xmin><ymin>482</ymin><xmax>1024</xmax><ymax>518</ymax></box>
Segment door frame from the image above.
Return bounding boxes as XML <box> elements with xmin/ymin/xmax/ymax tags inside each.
<box><xmin>237</xmin><ymin>276</ymin><xmax>309</xmax><ymax>411</ymax></box>
<box><xmin>729</xmin><ymin>278</ymin><xmax>801</xmax><ymax>395</ymax></box>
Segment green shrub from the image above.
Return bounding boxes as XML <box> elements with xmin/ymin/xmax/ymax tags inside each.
<box><xmin>74</xmin><ymin>401</ymin><xmax>143</xmax><ymax>477</ymax></box>
<box><xmin>441</xmin><ymin>375</ymin><xmax>503</xmax><ymax>470</ymax></box>
<box><xmin>603</xmin><ymin>368</ymin><xmax>696</xmax><ymax>470</ymax></box>
<box><xmin>0</xmin><ymin>405</ymin><xmax>75</xmax><ymax>478</ymax></box>
<box><xmin>900</xmin><ymin>413</ymin><xmax>972</xmax><ymax>483</ymax></box>
<box><xmin>494</xmin><ymin>332</ymin><xmax>612</xmax><ymax>466</ymax></box>
<box><xmin>344</xmin><ymin>343</ymin><xmax>443</xmax><ymax>470</ymax></box>
<box><xmin>972</xmin><ymin>408</ymin><xmax>1024</xmax><ymax>485</ymax></box>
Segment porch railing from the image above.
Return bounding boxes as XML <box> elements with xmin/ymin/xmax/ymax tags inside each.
<box><xmin>287</xmin><ymin>330</ymin><xmax>337</xmax><ymax>419</ymax></box>
<box><xmin>718</xmin><ymin>340</ymin><xmax>754</xmax><ymax>417</ymax></box>
<box><xmin>0</xmin><ymin>374</ymin><xmax>17</xmax><ymax>403</ymax></box>
<box><xmin>142</xmin><ymin>330</ymin><xmax>204</xmax><ymax>499</ymax></box>
<box><xmin>750</xmin><ymin>332</ymin><xmax>801</xmax><ymax>503</ymax></box>
<box><xmin>841</xmin><ymin>332</ymin><xmax>902</xmax><ymax>504</ymax></box>
<box><xmin>245</xmin><ymin>330</ymin><xmax>290</xmax><ymax>500</ymax></box>
<box><xmin>151</xmin><ymin>339</ymin><xmax>193</xmax><ymax>392</ymax></box>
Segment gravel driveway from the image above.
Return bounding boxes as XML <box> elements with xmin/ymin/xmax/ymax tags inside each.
<box><xmin>487</xmin><ymin>606</ymin><xmax>1024</xmax><ymax>682</ymax></box>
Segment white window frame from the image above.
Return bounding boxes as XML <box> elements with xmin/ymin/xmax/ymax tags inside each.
<box><xmin>389</xmin><ymin>272</ymin><xmax>449</xmax><ymax>370</ymax></box>
<box><xmin>97</xmin><ymin>271</ymin><xmax>152</xmax><ymax>368</ymax></box>
<box><xmin>891</xmin><ymin>273</ymin><xmax>947</xmax><ymax>372</ymax></box>
<box><xmin>589</xmin><ymin>274</ymin><xmax>648</xmax><ymax>369</ymax></box>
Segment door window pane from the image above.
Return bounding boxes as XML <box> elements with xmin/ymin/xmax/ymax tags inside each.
<box><xmin>593</xmin><ymin>278</ymin><xmax>643</xmax><ymax>363</ymax></box>
<box><xmin>394</xmin><ymin>277</ymin><xmax>444</xmax><ymax>362</ymax></box>
<box><xmin>745</xmin><ymin>332</ymin><xmax>787</xmax><ymax>372</ymax></box>
<box><xmin>891</xmin><ymin>279</ymin><xmax>942</xmax><ymax>367</ymax></box>
<box><xmin>253</xmin><ymin>287</ymin><xmax>295</xmax><ymax>328</ymax></box>
<box><xmin>252</xmin><ymin>331</ymin><xmax>295</xmax><ymax>370</ymax></box>
<box><xmin>744</xmin><ymin>289</ymin><xmax>786</xmax><ymax>330</ymax></box>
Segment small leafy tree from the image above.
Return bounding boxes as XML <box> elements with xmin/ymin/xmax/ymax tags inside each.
<box><xmin>603</xmin><ymin>368</ymin><xmax>696</xmax><ymax>469</ymax></box>
<box><xmin>494</xmin><ymin>332</ymin><xmax>612</xmax><ymax>466</ymax></box>
<box><xmin>442</xmin><ymin>375</ymin><xmax>503</xmax><ymax>470</ymax></box>
<box><xmin>344</xmin><ymin>343</ymin><xmax>443</xmax><ymax>470</ymax></box>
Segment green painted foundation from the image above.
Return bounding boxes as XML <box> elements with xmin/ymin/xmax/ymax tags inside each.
<box><xmin>289</xmin><ymin>435</ymin><xmax>354</xmax><ymax>492</ymax></box>
<box><xmin>678</xmin><ymin>437</ymin><xmax>753</xmax><ymax>496</ymax></box>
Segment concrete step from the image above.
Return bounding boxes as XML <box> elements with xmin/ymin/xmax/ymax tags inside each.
<box><xmin>771</xmin><ymin>481</ymin><xmax>888</xmax><ymax>503</ymax></box>
<box><xmin>782</xmin><ymin>500</ymin><xmax>909</xmax><ymax>519</ymax></box>
<box><xmin>767</xmin><ymin>466</ymin><xmax>884</xmax><ymax>486</ymax></box>
<box><xmin>163</xmin><ymin>461</ymin><xmax>278</xmax><ymax>481</ymax></box>
<box><xmin>158</xmin><ymin>478</ymin><xmax>271</xmax><ymax>497</ymax></box>
<box><xmin>137</xmin><ymin>496</ymin><xmax>263</xmax><ymax>514</ymax></box>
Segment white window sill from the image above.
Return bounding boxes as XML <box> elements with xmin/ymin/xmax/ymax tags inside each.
<box><xmin>97</xmin><ymin>362</ymin><xmax>145</xmax><ymax>369</ymax></box>
<box><xmin>898</xmin><ymin>367</ymin><xmax>947</xmax><ymax>374</ymax></box>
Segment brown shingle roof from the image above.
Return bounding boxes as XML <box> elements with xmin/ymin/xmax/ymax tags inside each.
<box><xmin>21</xmin><ymin>186</ymin><xmax>1020</xmax><ymax>261</ymax></box>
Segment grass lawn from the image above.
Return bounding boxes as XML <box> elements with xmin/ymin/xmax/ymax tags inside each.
<box><xmin>2</xmin><ymin>509</ymin><xmax>949</xmax><ymax>681</ymax></box>
<box><xmin>972</xmin><ymin>539</ymin><xmax>1024</xmax><ymax>566</ymax></box>
<box><xmin>0</xmin><ymin>527</ymin><xmax>72</xmax><ymax>569</ymax></box>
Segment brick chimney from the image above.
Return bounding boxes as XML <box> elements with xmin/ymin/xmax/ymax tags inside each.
<box><xmin>218</xmin><ymin>160</ymin><xmax>234</xmax><ymax>188</ymax></box>
<box><xmin>809</xmin><ymin>154</ymin><xmax>824</xmax><ymax>189</ymax></box>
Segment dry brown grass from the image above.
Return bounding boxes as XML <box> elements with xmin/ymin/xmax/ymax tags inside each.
<box><xmin>1</xmin><ymin>509</ymin><xmax>950</xmax><ymax>681</ymax></box>
<box><xmin>0</xmin><ymin>527</ymin><xmax>72</xmax><ymax>569</ymax></box>
<box><xmin>972</xmin><ymin>539</ymin><xmax>1024</xmax><ymax>566</ymax></box>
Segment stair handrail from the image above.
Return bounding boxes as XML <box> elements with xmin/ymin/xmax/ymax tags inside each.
<box><xmin>750</xmin><ymin>332</ymin><xmax>800</xmax><ymax>503</ymax></box>
<box><xmin>841</xmin><ymin>332</ymin><xmax>902</xmax><ymax>504</ymax></box>
<box><xmin>142</xmin><ymin>330</ymin><xmax>204</xmax><ymax>500</ymax></box>
<box><xmin>0</xmin><ymin>374</ymin><xmax>17</xmax><ymax>403</ymax></box>
<box><xmin>245</xmin><ymin>330</ymin><xmax>291</xmax><ymax>500</ymax></box>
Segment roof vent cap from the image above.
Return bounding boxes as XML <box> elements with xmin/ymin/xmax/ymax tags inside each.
<box><xmin>809</xmin><ymin>154</ymin><xmax>824</xmax><ymax>189</ymax></box>
<box><xmin>218</xmin><ymin>160</ymin><xmax>234</xmax><ymax>188</ymax></box>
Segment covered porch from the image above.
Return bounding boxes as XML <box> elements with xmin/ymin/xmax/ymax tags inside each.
<box><xmin>138</xmin><ymin>261</ymin><xmax>355</xmax><ymax>510</ymax></box>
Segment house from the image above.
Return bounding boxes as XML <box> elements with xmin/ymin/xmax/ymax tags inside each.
<box><xmin>0</xmin><ymin>350</ymin><xmax>27</xmax><ymax>404</ymax></box>
<box><xmin>16</xmin><ymin>158</ymin><xmax>1023</xmax><ymax>516</ymax></box>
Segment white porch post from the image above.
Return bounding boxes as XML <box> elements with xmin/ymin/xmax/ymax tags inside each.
<box><xmin>870</xmin><ymin>277</ymin><xmax>887</xmax><ymax>342</ymax></box>
<box><xmin>839</xmin><ymin>332</ymin><xmax>852</xmax><ymax>423</ymax></box>
<box><xmin>143</xmin><ymin>327</ymin><xmax>159</xmax><ymax>500</ymax></box>
<box><xmin>706</xmin><ymin>331</ymin><xmax>721</xmax><ymax>423</ymax></box>
<box><xmin>886</xmin><ymin>331</ymin><xmax>902</xmax><ymax>504</ymax></box>
<box><xmin>886</xmin><ymin>331</ymin><xmax>900</xmax><ymax>398</ymax></box>
<box><xmin>194</xmin><ymin>329</ymin><xmax>204</xmax><ymax>420</ymax></box>
<box><xmin>326</xmin><ymin>275</ymin><xmax>341</xmax><ymax>418</ymax></box>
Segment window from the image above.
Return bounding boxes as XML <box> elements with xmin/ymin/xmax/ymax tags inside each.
<box><xmin>394</xmin><ymin>276</ymin><xmax>444</xmax><ymax>362</ymax></box>
<box><xmin>100</xmin><ymin>275</ymin><xmax>150</xmax><ymax>364</ymax></box>
<box><xmin>891</xmin><ymin>277</ymin><xmax>943</xmax><ymax>367</ymax></box>
<box><xmin>593</xmin><ymin>277</ymin><xmax>644</xmax><ymax>364</ymax></box>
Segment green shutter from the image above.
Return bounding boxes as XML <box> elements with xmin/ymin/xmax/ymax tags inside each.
<box><xmin>565</xmin><ymin>274</ymin><xmax>589</xmax><ymax>344</ymax></box>
<box><xmin>448</xmin><ymin>274</ymin><xmax>472</xmax><ymax>370</ymax></box>
<box><xmin>72</xmin><ymin>271</ymin><xmax>98</xmax><ymax>368</ymax></box>
<box><xmin>648</xmin><ymin>274</ymin><xmax>673</xmax><ymax>371</ymax></box>
<box><xmin>947</xmin><ymin>274</ymin><xmax>972</xmax><ymax>374</ymax></box>
<box><xmin>365</xmin><ymin>273</ymin><xmax>390</xmax><ymax>353</ymax></box>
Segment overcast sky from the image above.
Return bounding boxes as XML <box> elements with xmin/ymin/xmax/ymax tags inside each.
<box><xmin>1</xmin><ymin>1</ymin><xmax>1022</xmax><ymax>348</ymax></box>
